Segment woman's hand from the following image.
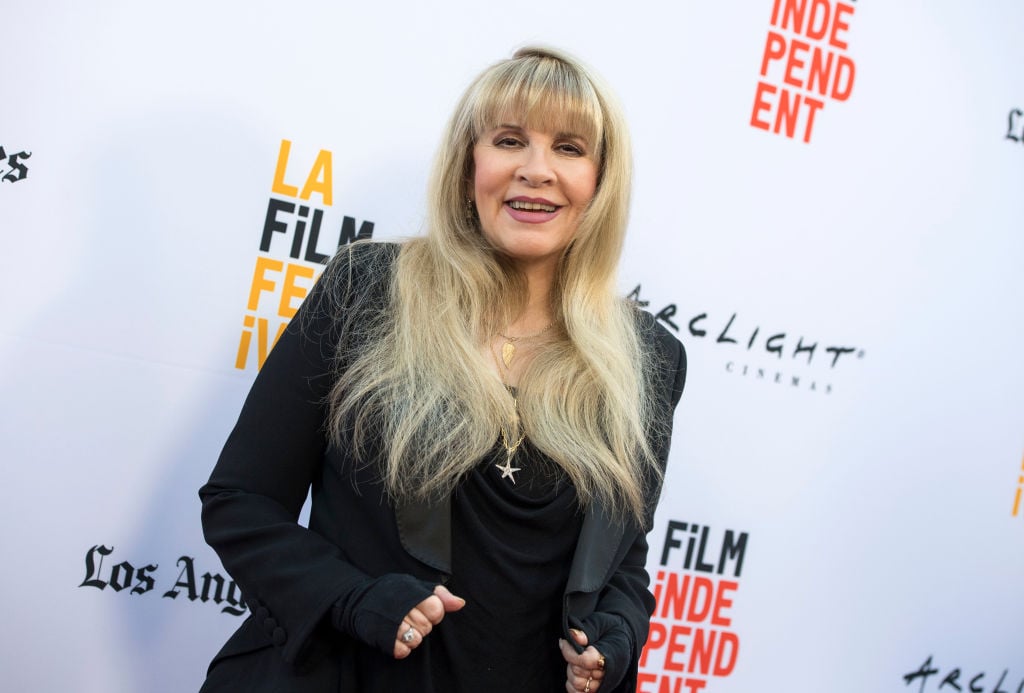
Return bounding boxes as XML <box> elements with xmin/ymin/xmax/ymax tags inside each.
<box><xmin>560</xmin><ymin>628</ymin><xmax>607</xmax><ymax>692</ymax></box>
<box><xmin>393</xmin><ymin>584</ymin><xmax>465</xmax><ymax>659</ymax></box>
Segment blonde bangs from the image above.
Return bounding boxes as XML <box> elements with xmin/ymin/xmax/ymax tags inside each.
<box><xmin>469</xmin><ymin>54</ymin><xmax>605</xmax><ymax>163</ymax></box>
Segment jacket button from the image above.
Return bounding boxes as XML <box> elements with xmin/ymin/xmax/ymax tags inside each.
<box><xmin>263</xmin><ymin>617</ymin><xmax>278</xmax><ymax>634</ymax></box>
<box><xmin>271</xmin><ymin>627</ymin><xmax>287</xmax><ymax>646</ymax></box>
<box><xmin>254</xmin><ymin>606</ymin><xmax>270</xmax><ymax>620</ymax></box>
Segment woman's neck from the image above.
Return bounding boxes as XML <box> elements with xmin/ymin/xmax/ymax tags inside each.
<box><xmin>507</xmin><ymin>258</ymin><xmax>557</xmax><ymax>334</ymax></box>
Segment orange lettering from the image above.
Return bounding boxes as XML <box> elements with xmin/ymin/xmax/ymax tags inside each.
<box><xmin>664</xmin><ymin>624</ymin><xmax>692</xmax><ymax>671</ymax></box>
<box><xmin>271</xmin><ymin>140</ymin><xmax>299</xmax><ymax>197</ymax></box>
<box><xmin>247</xmin><ymin>256</ymin><xmax>283</xmax><ymax>311</ymax></box>
<box><xmin>750</xmin><ymin>81</ymin><xmax>776</xmax><ymax>131</ymax></box>
<box><xmin>830</xmin><ymin>2</ymin><xmax>855</xmax><ymax>49</ymax></box>
<box><xmin>278</xmin><ymin>262</ymin><xmax>316</xmax><ymax>319</ymax></box>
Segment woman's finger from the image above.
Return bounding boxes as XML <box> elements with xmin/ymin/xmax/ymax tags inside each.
<box><xmin>564</xmin><ymin>669</ymin><xmax>600</xmax><ymax>693</ymax></box>
<box><xmin>571</xmin><ymin>664</ymin><xmax>604</xmax><ymax>679</ymax></box>
<box><xmin>404</xmin><ymin>606</ymin><xmax>434</xmax><ymax>635</ymax></box>
<box><xmin>393</xmin><ymin>620</ymin><xmax>422</xmax><ymax>659</ymax></box>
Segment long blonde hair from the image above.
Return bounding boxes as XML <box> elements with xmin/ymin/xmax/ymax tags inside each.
<box><xmin>326</xmin><ymin>47</ymin><xmax>661</xmax><ymax>523</ymax></box>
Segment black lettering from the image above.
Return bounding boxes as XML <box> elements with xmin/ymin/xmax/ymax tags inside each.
<box><xmin>201</xmin><ymin>572</ymin><xmax>228</xmax><ymax>603</ymax></box>
<box><xmin>657</xmin><ymin>304</ymin><xmax>679</xmax><ymax>331</ymax></box>
<box><xmin>260</xmin><ymin>198</ymin><xmax>295</xmax><ymax>252</ymax></box>
<box><xmin>108</xmin><ymin>561</ymin><xmax>135</xmax><ymax>592</ymax></box>
<box><xmin>1007</xmin><ymin>108</ymin><xmax>1023</xmax><ymax>142</ymax></box>
<box><xmin>766</xmin><ymin>333</ymin><xmax>785</xmax><ymax>358</ymax></box>
<box><xmin>304</xmin><ymin>208</ymin><xmax>329</xmax><ymax>263</ymax></box>
<box><xmin>163</xmin><ymin>556</ymin><xmax>199</xmax><ymax>601</ymax></box>
<box><xmin>746</xmin><ymin>327</ymin><xmax>759</xmax><ymax>350</ymax></box>
<box><xmin>338</xmin><ymin>216</ymin><xmax>374</xmax><ymax>245</ymax></box>
<box><xmin>133</xmin><ymin>564</ymin><xmax>158</xmax><ymax>595</ymax></box>
<box><xmin>694</xmin><ymin>525</ymin><xmax>716</xmax><ymax>573</ymax></box>
<box><xmin>717</xmin><ymin>531</ymin><xmax>748</xmax><ymax>578</ymax></box>
<box><xmin>993</xmin><ymin>670</ymin><xmax>1010</xmax><ymax>693</ymax></box>
<box><xmin>903</xmin><ymin>656</ymin><xmax>940</xmax><ymax>693</ymax></box>
<box><xmin>684</xmin><ymin>524</ymin><xmax>699</xmax><ymax>570</ymax></box>
<box><xmin>290</xmin><ymin>205</ymin><xmax>308</xmax><ymax>259</ymax></box>
<box><xmin>79</xmin><ymin>544</ymin><xmax>114</xmax><ymax>590</ymax></box>
<box><xmin>939</xmin><ymin>668</ymin><xmax>962</xmax><ymax>691</ymax></box>
<box><xmin>0</xmin><ymin>148</ymin><xmax>30</xmax><ymax>182</ymax></box>
<box><xmin>687</xmin><ymin>312</ymin><xmax>706</xmax><ymax>337</ymax></box>
<box><xmin>660</xmin><ymin>521</ymin><xmax>688</xmax><ymax>565</ymax></box>
<box><xmin>219</xmin><ymin>581</ymin><xmax>248</xmax><ymax>617</ymax></box>
<box><xmin>793</xmin><ymin>337</ymin><xmax>817</xmax><ymax>364</ymax></box>
<box><xmin>969</xmin><ymin>673</ymin><xmax>984</xmax><ymax>693</ymax></box>
<box><xmin>717</xmin><ymin>313</ymin><xmax>738</xmax><ymax>344</ymax></box>
<box><xmin>826</xmin><ymin>346</ymin><xmax>856</xmax><ymax>367</ymax></box>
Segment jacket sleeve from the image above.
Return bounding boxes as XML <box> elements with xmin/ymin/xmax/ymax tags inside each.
<box><xmin>199</xmin><ymin>245</ymin><xmax>432</xmax><ymax>666</ymax></box>
<box><xmin>580</xmin><ymin>322</ymin><xmax>687</xmax><ymax>691</ymax></box>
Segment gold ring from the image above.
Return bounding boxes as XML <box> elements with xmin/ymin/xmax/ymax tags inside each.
<box><xmin>585</xmin><ymin>675</ymin><xmax>592</xmax><ymax>693</ymax></box>
<box><xmin>597</xmin><ymin>655</ymin><xmax>606</xmax><ymax>670</ymax></box>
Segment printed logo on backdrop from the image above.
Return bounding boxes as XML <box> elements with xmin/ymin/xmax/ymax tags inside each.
<box><xmin>630</xmin><ymin>285</ymin><xmax>864</xmax><ymax>395</ymax></box>
<box><xmin>1006</xmin><ymin>108</ymin><xmax>1024</xmax><ymax>146</ymax></box>
<box><xmin>78</xmin><ymin>545</ymin><xmax>247</xmax><ymax>616</ymax></box>
<box><xmin>236</xmin><ymin>139</ymin><xmax>376</xmax><ymax>370</ymax></box>
<box><xmin>1012</xmin><ymin>452</ymin><xmax>1024</xmax><ymax>518</ymax></box>
<box><xmin>903</xmin><ymin>655</ymin><xmax>1023</xmax><ymax>693</ymax></box>
<box><xmin>750</xmin><ymin>0</ymin><xmax>858</xmax><ymax>144</ymax></box>
<box><xmin>0</xmin><ymin>145</ymin><xmax>31</xmax><ymax>183</ymax></box>
<box><xmin>639</xmin><ymin>521</ymin><xmax>749</xmax><ymax>692</ymax></box>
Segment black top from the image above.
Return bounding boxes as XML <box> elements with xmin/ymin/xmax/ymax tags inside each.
<box><xmin>433</xmin><ymin>441</ymin><xmax>584</xmax><ymax>692</ymax></box>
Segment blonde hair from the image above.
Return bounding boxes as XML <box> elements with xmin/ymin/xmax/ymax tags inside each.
<box><xmin>326</xmin><ymin>46</ymin><xmax>660</xmax><ymax>523</ymax></box>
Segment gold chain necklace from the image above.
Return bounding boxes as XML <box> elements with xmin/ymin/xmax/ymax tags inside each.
<box><xmin>498</xmin><ymin>323</ymin><xmax>552</xmax><ymax>370</ymax></box>
<box><xmin>491</xmin><ymin>341</ymin><xmax>526</xmax><ymax>483</ymax></box>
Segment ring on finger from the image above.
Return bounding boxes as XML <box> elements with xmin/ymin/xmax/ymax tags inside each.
<box><xmin>401</xmin><ymin>627</ymin><xmax>416</xmax><ymax>643</ymax></box>
<box><xmin>585</xmin><ymin>675</ymin><xmax>592</xmax><ymax>693</ymax></box>
<box><xmin>597</xmin><ymin>655</ymin><xmax>606</xmax><ymax>670</ymax></box>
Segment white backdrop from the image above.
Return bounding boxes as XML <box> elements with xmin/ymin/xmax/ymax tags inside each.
<box><xmin>2</xmin><ymin>1</ymin><xmax>1022</xmax><ymax>691</ymax></box>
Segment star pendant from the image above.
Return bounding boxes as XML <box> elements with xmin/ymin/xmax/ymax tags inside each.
<box><xmin>495</xmin><ymin>458</ymin><xmax>522</xmax><ymax>484</ymax></box>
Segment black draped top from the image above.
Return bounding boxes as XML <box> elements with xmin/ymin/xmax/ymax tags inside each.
<box><xmin>431</xmin><ymin>440</ymin><xmax>584</xmax><ymax>691</ymax></box>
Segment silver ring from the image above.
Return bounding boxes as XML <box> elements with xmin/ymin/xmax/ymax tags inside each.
<box><xmin>401</xmin><ymin>627</ymin><xmax>416</xmax><ymax>643</ymax></box>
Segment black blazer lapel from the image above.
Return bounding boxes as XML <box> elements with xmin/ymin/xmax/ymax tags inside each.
<box><xmin>394</xmin><ymin>496</ymin><xmax>452</xmax><ymax>574</ymax></box>
<box><xmin>565</xmin><ymin>499</ymin><xmax>628</xmax><ymax>593</ymax></box>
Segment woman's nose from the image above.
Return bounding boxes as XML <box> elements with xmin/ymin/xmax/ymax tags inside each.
<box><xmin>516</xmin><ymin>145</ymin><xmax>555</xmax><ymax>186</ymax></box>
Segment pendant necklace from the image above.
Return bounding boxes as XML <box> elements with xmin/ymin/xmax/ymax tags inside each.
<box><xmin>495</xmin><ymin>407</ymin><xmax>525</xmax><ymax>484</ymax></box>
<box><xmin>490</xmin><ymin>337</ymin><xmax>535</xmax><ymax>484</ymax></box>
<box><xmin>498</xmin><ymin>323</ymin><xmax>552</xmax><ymax>370</ymax></box>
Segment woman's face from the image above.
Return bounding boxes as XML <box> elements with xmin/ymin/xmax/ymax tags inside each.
<box><xmin>471</xmin><ymin>123</ymin><xmax>598</xmax><ymax>272</ymax></box>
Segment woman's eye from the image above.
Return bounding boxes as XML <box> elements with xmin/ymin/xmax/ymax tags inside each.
<box><xmin>495</xmin><ymin>136</ymin><xmax>523</xmax><ymax>147</ymax></box>
<box><xmin>557</xmin><ymin>143</ymin><xmax>585</xmax><ymax>156</ymax></box>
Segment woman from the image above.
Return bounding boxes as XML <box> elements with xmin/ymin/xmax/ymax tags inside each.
<box><xmin>199</xmin><ymin>46</ymin><xmax>686</xmax><ymax>692</ymax></box>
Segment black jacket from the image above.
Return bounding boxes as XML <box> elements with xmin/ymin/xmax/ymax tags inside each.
<box><xmin>199</xmin><ymin>243</ymin><xmax>686</xmax><ymax>692</ymax></box>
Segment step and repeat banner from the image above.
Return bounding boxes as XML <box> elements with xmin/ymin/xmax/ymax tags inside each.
<box><xmin>2</xmin><ymin>1</ymin><xmax>1022</xmax><ymax>691</ymax></box>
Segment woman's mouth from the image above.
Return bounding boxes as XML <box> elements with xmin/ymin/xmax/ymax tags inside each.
<box><xmin>507</xmin><ymin>199</ymin><xmax>559</xmax><ymax>213</ymax></box>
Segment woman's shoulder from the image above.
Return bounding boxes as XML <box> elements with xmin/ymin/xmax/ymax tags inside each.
<box><xmin>629</xmin><ymin>304</ymin><xmax>687</xmax><ymax>408</ymax></box>
<box><xmin>630</xmin><ymin>304</ymin><xmax>684</xmax><ymax>359</ymax></box>
<box><xmin>331</xmin><ymin>239</ymin><xmax>402</xmax><ymax>273</ymax></box>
